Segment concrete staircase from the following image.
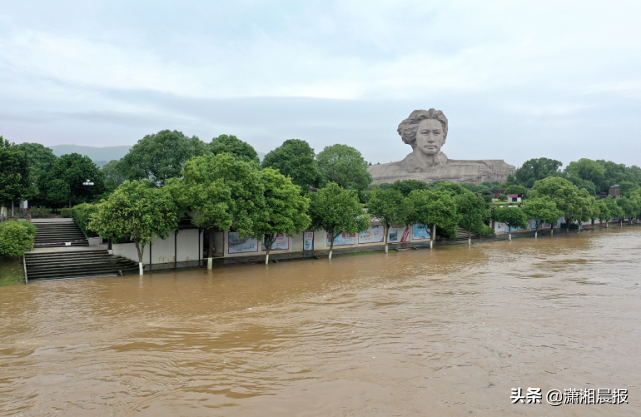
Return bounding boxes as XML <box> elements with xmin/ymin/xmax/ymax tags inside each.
<box><xmin>33</xmin><ymin>220</ymin><xmax>88</xmax><ymax>247</ymax></box>
<box><xmin>25</xmin><ymin>249</ymin><xmax>139</xmax><ymax>282</ymax></box>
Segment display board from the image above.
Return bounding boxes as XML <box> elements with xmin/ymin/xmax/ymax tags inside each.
<box><xmin>412</xmin><ymin>224</ymin><xmax>431</xmax><ymax>240</ymax></box>
<box><xmin>303</xmin><ymin>231</ymin><xmax>314</xmax><ymax>251</ymax></box>
<box><xmin>262</xmin><ymin>234</ymin><xmax>289</xmax><ymax>251</ymax></box>
<box><xmin>388</xmin><ymin>225</ymin><xmax>411</xmax><ymax>243</ymax></box>
<box><xmin>358</xmin><ymin>225</ymin><xmax>385</xmax><ymax>244</ymax></box>
<box><xmin>326</xmin><ymin>232</ymin><xmax>357</xmax><ymax>246</ymax></box>
<box><xmin>228</xmin><ymin>232</ymin><xmax>258</xmax><ymax>254</ymax></box>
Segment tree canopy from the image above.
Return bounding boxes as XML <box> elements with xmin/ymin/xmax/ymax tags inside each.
<box><xmin>407</xmin><ymin>189</ymin><xmax>458</xmax><ymax>241</ymax></box>
<box><xmin>514</xmin><ymin>157</ymin><xmax>563</xmax><ymax>188</ymax></box>
<box><xmin>434</xmin><ymin>182</ymin><xmax>472</xmax><ymax>197</ymax></box>
<box><xmin>455</xmin><ymin>192</ymin><xmax>488</xmax><ymax>243</ymax></box>
<box><xmin>167</xmin><ymin>153</ymin><xmax>266</xmax><ymax>267</ymax></box>
<box><xmin>505</xmin><ymin>184</ymin><xmax>529</xmax><ymax>196</ymax></box>
<box><xmin>366</xmin><ymin>188</ymin><xmax>409</xmax><ymax>252</ymax></box>
<box><xmin>102</xmin><ymin>160</ymin><xmax>127</xmax><ymax>190</ymax></box>
<box><xmin>390</xmin><ymin>179</ymin><xmax>430</xmax><ymax>196</ymax></box>
<box><xmin>0</xmin><ymin>138</ymin><xmax>32</xmax><ymax>207</ymax></box>
<box><xmin>261</xmin><ymin>139</ymin><xmax>323</xmax><ymax>191</ymax></box>
<box><xmin>492</xmin><ymin>207</ymin><xmax>528</xmax><ymax>238</ymax></box>
<box><xmin>308</xmin><ymin>182</ymin><xmax>369</xmax><ymax>259</ymax></box>
<box><xmin>119</xmin><ymin>130</ymin><xmax>208</xmax><ymax>185</ymax></box>
<box><xmin>529</xmin><ymin>176</ymin><xmax>586</xmax><ymax>231</ymax></box>
<box><xmin>14</xmin><ymin>142</ymin><xmax>57</xmax><ymax>181</ymax></box>
<box><xmin>316</xmin><ymin>144</ymin><xmax>372</xmax><ymax>192</ymax></box>
<box><xmin>252</xmin><ymin>168</ymin><xmax>311</xmax><ymax>263</ymax></box>
<box><xmin>89</xmin><ymin>179</ymin><xmax>180</xmax><ymax>274</ymax></box>
<box><xmin>210</xmin><ymin>134</ymin><xmax>259</xmax><ymax>164</ymax></box>
<box><xmin>43</xmin><ymin>153</ymin><xmax>105</xmax><ymax>207</ymax></box>
<box><xmin>522</xmin><ymin>197</ymin><xmax>562</xmax><ymax>234</ymax></box>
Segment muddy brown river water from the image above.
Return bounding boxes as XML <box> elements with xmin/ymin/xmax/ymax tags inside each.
<box><xmin>1</xmin><ymin>228</ymin><xmax>641</xmax><ymax>416</ymax></box>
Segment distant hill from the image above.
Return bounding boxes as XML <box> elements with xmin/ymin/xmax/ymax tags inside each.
<box><xmin>51</xmin><ymin>145</ymin><xmax>266</xmax><ymax>167</ymax></box>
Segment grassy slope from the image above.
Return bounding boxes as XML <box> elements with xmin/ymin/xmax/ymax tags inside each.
<box><xmin>0</xmin><ymin>256</ymin><xmax>25</xmax><ymax>286</ymax></box>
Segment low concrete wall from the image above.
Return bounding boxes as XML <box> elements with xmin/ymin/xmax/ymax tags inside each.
<box><xmin>112</xmin><ymin>229</ymin><xmax>203</xmax><ymax>264</ymax></box>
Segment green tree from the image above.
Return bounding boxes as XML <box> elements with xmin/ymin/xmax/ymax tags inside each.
<box><xmin>308</xmin><ymin>182</ymin><xmax>369</xmax><ymax>259</ymax></box>
<box><xmin>0</xmin><ymin>220</ymin><xmax>36</xmax><ymax>258</ymax></box>
<box><xmin>597</xmin><ymin>160</ymin><xmax>641</xmax><ymax>191</ymax></box>
<box><xmin>565</xmin><ymin>158</ymin><xmax>606</xmax><ymax>193</ymax></box>
<box><xmin>529</xmin><ymin>177</ymin><xmax>586</xmax><ymax>233</ymax></box>
<box><xmin>522</xmin><ymin>197</ymin><xmax>562</xmax><ymax>237</ymax></box>
<box><xmin>14</xmin><ymin>142</ymin><xmax>57</xmax><ymax>174</ymax></box>
<box><xmin>391</xmin><ymin>179</ymin><xmax>429</xmax><ymax>197</ymax></box>
<box><xmin>261</xmin><ymin>139</ymin><xmax>323</xmax><ymax>191</ymax></box>
<box><xmin>591</xmin><ymin>199</ymin><xmax>609</xmax><ymax>227</ymax></box>
<box><xmin>366</xmin><ymin>188</ymin><xmax>410</xmax><ymax>253</ymax></box>
<box><xmin>434</xmin><ymin>182</ymin><xmax>472</xmax><ymax>197</ymax></box>
<box><xmin>455</xmin><ymin>193</ymin><xmax>488</xmax><ymax>245</ymax></box>
<box><xmin>252</xmin><ymin>168</ymin><xmax>311</xmax><ymax>264</ymax></box>
<box><xmin>460</xmin><ymin>183</ymin><xmax>482</xmax><ymax>193</ymax></box>
<box><xmin>407</xmin><ymin>189</ymin><xmax>458</xmax><ymax>248</ymax></box>
<box><xmin>316</xmin><ymin>144</ymin><xmax>372</xmax><ymax>192</ymax></box>
<box><xmin>604</xmin><ymin>196</ymin><xmax>624</xmax><ymax>228</ymax></box>
<box><xmin>577</xmin><ymin>191</ymin><xmax>597</xmax><ymax>230</ymax></box>
<box><xmin>43</xmin><ymin>153</ymin><xmax>105</xmax><ymax>207</ymax></box>
<box><xmin>0</xmin><ymin>138</ymin><xmax>32</xmax><ymax>213</ymax></box>
<box><xmin>505</xmin><ymin>184</ymin><xmax>529</xmax><ymax>197</ymax></box>
<box><xmin>618</xmin><ymin>181</ymin><xmax>640</xmax><ymax>196</ymax></box>
<box><xmin>167</xmin><ymin>153</ymin><xmax>265</xmax><ymax>269</ymax></box>
<box><xmin>617</xmin><ymin>196</ymin><xmax>641</xmax><ymax>225</ymax></box>
<box><xmin>210</xmin><ymin>134</ymin><xmax>259</xmax><ymax>164</ymax></box>
<box><xmin>480</xmin><ymin>181</ymin><xmax>502</xmax><ymax>190</ymax></box>
<box><xmin>515</xmin><ymin>157</ymin><xmax>563</xmax><ymax>188</ymax></box>
<box><xmin>492</xmin><ymin>207</ymin><xmax>528</xmax><ymax>241</ymax></box>
<box><xmin>89</xmin><ymin>180</ymin><xmax>180</xmax><ymax>275</ymax></box>
<box><xmin>120</xmin><ymin>130</ymin><xmax>208</xmax><ymax>185</ymax></box>
<box><xmin>14</xmin><ymin>142</ymin><xmax>57</xmax><ymax>204</ymax></box>
<box><xmin>102</xmin><ymin>160</ymin><xmax>126</xmax><ymax>190</ymax></box>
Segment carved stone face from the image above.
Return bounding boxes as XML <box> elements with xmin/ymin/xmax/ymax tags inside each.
<box><xmin>415</xmin><ymin>119</ymin><xmax>445</xmax><ymax>155</ymax></box>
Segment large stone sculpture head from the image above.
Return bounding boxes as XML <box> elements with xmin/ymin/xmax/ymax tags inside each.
<box><xmin>397</xmin><ymin>109</ymin><xmax>448</xmax><ymax>156</ymax></box>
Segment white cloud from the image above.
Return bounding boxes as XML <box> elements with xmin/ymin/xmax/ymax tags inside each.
<box><xmin>1</xmin><ymin>1</ymin><xmax>641</xmax><ymax>167</ymax></box>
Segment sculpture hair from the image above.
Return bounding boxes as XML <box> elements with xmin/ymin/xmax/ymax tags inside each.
<box><xmin>397</xmin><ymin>109</ymin><xmax>448</xmax><ymax>148</ymax></box>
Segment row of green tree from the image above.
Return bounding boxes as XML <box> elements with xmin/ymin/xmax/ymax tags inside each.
<box><xmin>0</xmin><ymin>131</ymin><xmax>376</xmax><ymax>210</ymax></box>
<box><xmin>4</xmin><ymin>128</ymin><xmax>641</xmax><ymax>212</ymax></box>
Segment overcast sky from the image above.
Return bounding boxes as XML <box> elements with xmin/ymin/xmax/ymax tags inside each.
<box><xmin>2</xmin><ymin>1</ymin><xmax>641</xmax><ymax>168</ymax></box>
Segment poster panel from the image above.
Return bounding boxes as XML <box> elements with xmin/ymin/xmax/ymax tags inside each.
<box><xmin>412</xmin><ymin>224</ymin><xmax>431</xmax><ymax>240</ymax></box>
<box><xmin>326</xmin><ymin>232</ymin><xmax>357</xmax><ymax>246</ymax></box>
<box><xmin>228</xmin><ymin>232</ymin><xmax>258</xmax><ymax>254</ymax></box>
<box><xmin>303</xmin><ymin>231</ymin><xmax>314</xmax><ymax>251</ymax></box>
<box><xmin>358</xmin><ymin>225</ymin><xmax>385</xmax><ymax>244</ymax></box>
<box><xmin>262</xmin><ymin>234</ymin><xmax>289</xmax><ymax>251</ymax></box>
<box><xmin>388</xmin><ymin>225</ymin><xmax>411</xmax><ymax>243</ymax></box>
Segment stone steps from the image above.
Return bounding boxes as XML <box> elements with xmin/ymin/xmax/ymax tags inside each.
<box><xmin>33</xmin><ymin>222</ymin><xmax>89</xmax><ymax>246</ymax></box>
<box><xmin>25</xmin><ymin>249</ymin><xmax>139</xmax><ymax>281</ymax></box>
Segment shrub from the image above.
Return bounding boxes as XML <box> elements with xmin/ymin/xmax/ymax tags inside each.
<box><xmin>71</xmin><ymin>203</ymin><xmax>99</xmax><ymax>237</ymax></box>
<box><xmin>60</xmin><ymin>208</ymin><xmax>74</xmax><ymax>218</ymax></box>
<box><xmin>478</xmin><ymin>224</ymin><xmax>495</xmax><ymax>236</ymax></box>
<box><xmin>0</xmin><ymin>221</ymin><xmax>36</xmax><ymax>257</ymax></box>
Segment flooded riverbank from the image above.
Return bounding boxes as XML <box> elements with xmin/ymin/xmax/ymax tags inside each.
<box><xmin>1</xmin><ymin>228</ymin><xmax>640</xmax><ymax>416</ymax></box>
